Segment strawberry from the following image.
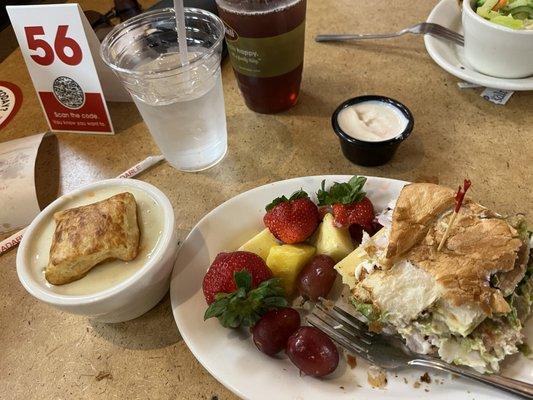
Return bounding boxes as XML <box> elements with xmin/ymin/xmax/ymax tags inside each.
<box><xmin>263</xmin><ymin>190</ymin><xmax>319</xmax><ymax>244</ymax></box>
<box><xmin>203</xmin><ymin>251</ymin><xmax>287</xmax><ymax>328</ymax></box>
<box><xmin>332</xmin><ymin>198</ymin><xmax>375</xmax><ymax>229</ymax></box>
<box><xmin>202</xmin><ymin>251</ymin><xmax>273</xmax><ymax>304</ymax></box>
<box><xmin>318</xmin><ymin>206</ymin><xmax>330</xmax><ymax>221</ymax></box>
<box><xmin>317</xmin><ymin>176</ymin><xmax>375</xmax><ymax>230</ymax></box>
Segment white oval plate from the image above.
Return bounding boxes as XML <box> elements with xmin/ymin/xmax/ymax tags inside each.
<box><xmin>170</xmin><ymin>175</ymin><xmax>532</xmax><ymax>400</ymax></box>
<box><xmin>425</xmin><ymin>0</ymin><xmax>533</xmax><ymax>91</ymax></box>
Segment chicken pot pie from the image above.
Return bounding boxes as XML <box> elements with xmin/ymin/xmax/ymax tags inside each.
<box><xmin>45</xmin><ymin>192</ymin><xmax>140</xmax><ymax>285</ymax></box>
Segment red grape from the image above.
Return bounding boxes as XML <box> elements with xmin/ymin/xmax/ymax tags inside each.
<box><xmin>366</xmin><ymin>221</ymin><xmax>383</xmax><ymax>236</ymax></box>
<box><xmin>252</xmin><ymin>308</ymin><xmax>301</xmax><ymax>356</ymax></box>
<box><xmin>349</xmin><ymin>221</ymin><xmax>383</xmax><ymax>244</ymax></box>
<box><xmin>286</xmin><ymin>327</ymin><xmax>339</xmax><ymax>377</ymax></box>
<box><xmin>296</xmin><ymin>255</ymin><xmax>337</xmax><ymax>301</ymax></box>
<box><xmin>349</xmin><ymin>224</ymin><xmax>363</xmax><ymax>244</ymax></box>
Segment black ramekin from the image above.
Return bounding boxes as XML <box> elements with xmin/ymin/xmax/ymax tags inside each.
<box><xmin>332</xmin><ymin>95</ymin><xmax>414</xmax><ymax>167</ymax></box>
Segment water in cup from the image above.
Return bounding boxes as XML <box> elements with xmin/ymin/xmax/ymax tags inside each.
<box><xmin>132</xmin><ymin>52</ymin><xmax>227</xmax><ymax>171</ymax></box>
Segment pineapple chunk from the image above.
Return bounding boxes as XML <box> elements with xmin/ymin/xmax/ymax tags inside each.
<box><xmin>334</xmin><ymin>247</ymin><xmax>369</xmax><ymax>290</ymax></box>
<box><xmin>312</xmin><ymin>213</ymin><xmax>354</xmax><ymax>262</ymax></box>
<box><xmin>334</xmin><ymin>227</ymin><xmax>388</xmax><ymax>289</ymax></box>
<box><xmin>266</xmin><ymin>244</ymin><xmax>316</xmax><ymax>295</ymax></box>
<box><xmin>238</xmin><ymin>228</ymin><xmax>280</xmax><ymax>261</ymax></box>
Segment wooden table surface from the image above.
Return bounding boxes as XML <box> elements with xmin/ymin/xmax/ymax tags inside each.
<box><xmin>1</xmin><ymin>0</ymin><xmax>532</xmax><ymax>399</ymax></box>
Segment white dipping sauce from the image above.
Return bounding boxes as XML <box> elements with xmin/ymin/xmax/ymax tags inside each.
<box><xmin>337</xmin><ymin>101</ymin><xmax>409</xmax><ymax>142</ymax></box>
<box><xmin>28</xmin><ymin>186</ymin><xmax>164</xmax><ymax>296</ymax></box>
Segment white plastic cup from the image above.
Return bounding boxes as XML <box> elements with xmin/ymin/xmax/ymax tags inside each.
<box><xmin>101</xmin><ymin>8</ymin><xmax>228</xmax><ymax>171</ymax></box>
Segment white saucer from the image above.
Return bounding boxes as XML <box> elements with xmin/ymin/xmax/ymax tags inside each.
<box><xmin>424</xmin><ymin>0</ymin><xmax>533</xmax><ymax>91</ymax></box>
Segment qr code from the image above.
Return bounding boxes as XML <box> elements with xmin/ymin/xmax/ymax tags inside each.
<box><xmin>52</xmin><ymin>76</ymin><xmax>85</xmax><ymax>109</ymax></box>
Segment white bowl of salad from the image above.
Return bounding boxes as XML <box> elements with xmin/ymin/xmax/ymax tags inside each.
<box><xmin>463</xmin><ymin>0</ymin><xmax>533</xmax><ymax>78</ymax></box>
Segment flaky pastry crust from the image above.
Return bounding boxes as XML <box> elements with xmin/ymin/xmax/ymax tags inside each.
<box><xmin>45</xmin><ymin>192</ymin><xmax>140</xmax><ymax>285</ymax></box>
<box><xmin>385</xmin><ymin>183</ymin><xmax>523</xmax><ymax>315</ymax></box>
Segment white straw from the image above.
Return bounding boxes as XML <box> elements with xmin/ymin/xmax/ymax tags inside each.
<box><xmin>0</xmin><ymin>155</ymin><xmax>165</xmax><ymax>256</ymax></box>
<box><xmin>115</xmin><ymin>155</ymin><xmax>165</xmax><ymax>179</ymax></box>
<box><xmin>174</xmin><ymin>0</ymin><xmax>189</xmax><ymax>67</ymax></box>
<box><xmin>0</xmin><ymin>228</ymin><xmax>26</xmax><ymax>255</ymax></box>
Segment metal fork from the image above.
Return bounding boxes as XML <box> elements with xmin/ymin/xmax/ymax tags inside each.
<box><xmin>308</xmin><ymin>301</ymin><xmax>533</xmax><ymax>399</ymax></box>
<box><xmin>315</xmin><ymin>22</ymin><xmax>464</xmax><ymax>47</ymax></box>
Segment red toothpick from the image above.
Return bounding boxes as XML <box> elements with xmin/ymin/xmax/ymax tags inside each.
<box><xmin>438</xmin><ymin>179</ymin><xmax>472</xmax><ymax>251</ymax></box>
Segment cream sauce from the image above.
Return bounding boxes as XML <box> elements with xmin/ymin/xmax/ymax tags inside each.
<box><xmin>28</xmin><ymin>186</ymin><xmax>164</xmax><ymax>296</ymax></box>
<box><xmin>337</xmin><ymin>101</ymin><xmax>409</xmax><ymax>142</ymax></box>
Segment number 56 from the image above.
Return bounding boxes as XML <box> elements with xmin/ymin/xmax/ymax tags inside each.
<box><xmin>24</xmin><ymin>25</ymin><xmax>82</xmax><ymax>66</ymax></box>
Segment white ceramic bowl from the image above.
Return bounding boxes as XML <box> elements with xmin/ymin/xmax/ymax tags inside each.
<box><xmin>463</xmin><ymin>0</ymin><xmax>533</xmax><ymax>78</ymax></box>
<box><xmin>16</xmin><ymin>179</ymin><xmax>178</xmax><ymax>323</ymax></box>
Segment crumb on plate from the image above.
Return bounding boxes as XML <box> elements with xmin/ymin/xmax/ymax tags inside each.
<box><xmin>420</xmin><ymin>372</ymin><xmax>431</xmax><ymax>384</ymax></box>
<box><xmin>367</xmin><ymin>366</ymin><xmax>387</xmax><ymax>388</ymax></box>
<box><xmin>346</xmin><ymin>354</ymin><xmax>357</xmax><ymax>369</ymax></box>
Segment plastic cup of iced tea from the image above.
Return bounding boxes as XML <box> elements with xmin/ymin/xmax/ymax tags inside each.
<box><xmin>215</xmin><ymin>0</ymin><xmax>306</xmax><ymax>114</ymax></box>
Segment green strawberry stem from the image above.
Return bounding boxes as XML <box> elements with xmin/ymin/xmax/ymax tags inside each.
<box><xmin>317</xmin><ymin>176</ymin><xmax>367</xmax><ymax>206</ymax></box>
<box><xmin>204</xmin><ymin>270</ymin><xmax>288</xmax><ymax>329</ymax></box>
<box><xmin>265</xmin><ymin>189</ymin><xmax>309</xmax><ymax>212</ymax></box>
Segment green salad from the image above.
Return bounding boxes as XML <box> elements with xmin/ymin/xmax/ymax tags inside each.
<box><xmin>476</xmin><ymin>0</ymin><xmax>533</xmax><ymax>29</ymax></box>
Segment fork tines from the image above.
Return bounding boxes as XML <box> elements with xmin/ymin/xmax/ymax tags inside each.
<box><xmin>307</xmin><ymin>300</ymin><xmax>376</xmax><ymax>363</ymax></box>
<box><xmin>424</xmin><ymin>23</ymin><xmax>464</xmax><ymax>46</ymax></box>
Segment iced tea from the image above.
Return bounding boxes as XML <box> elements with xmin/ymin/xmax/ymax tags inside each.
<box><xmin>216</xmin><ymin>0</ymin><xmax>306</xmax><ymax>114</ymax></box>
